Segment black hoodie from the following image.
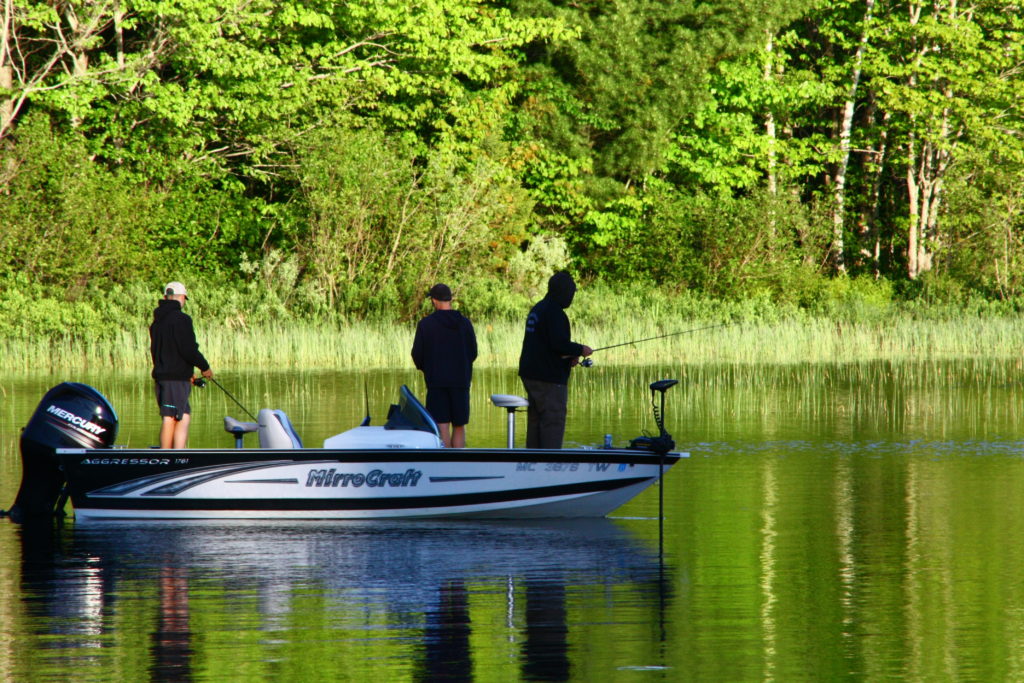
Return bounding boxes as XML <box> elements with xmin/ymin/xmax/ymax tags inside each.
<box><xmin>518</xmin><ymin>272</ymin><xmax>584</xmax><ymax>384</ymax></box>
<box><xmin>411</xmin><ymin>309</ymin><xmax>478</xmax><ymax>388</ymax></box>
<box><xmin>149</xmin><ymin>299</ymin><xmax>210</xmax><ymax>381</ymax></box>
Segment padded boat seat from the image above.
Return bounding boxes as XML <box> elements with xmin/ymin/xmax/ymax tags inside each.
<box><xmin>490</xmin><ymin>394</ymin><xmax>529</xmax><ymax>409</ymax></box>
<box><xmin>224</xmin><ymin>415</ymin><xmax>259</xmax><ymax>449</ymax></box>
<box><xmin>224</xmin><ymin>416</ymin><xmax>258</xmax><ymax>435</ymax></box>
<box><xmin>258</xmin><ymin>408</ymin><xmax>303</xmax><ymax>449</ymax></box>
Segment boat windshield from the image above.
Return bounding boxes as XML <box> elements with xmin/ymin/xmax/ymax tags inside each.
<box><xmin>383</xmin><ymin>385</ymin><xmax>440</xmax><ymax>437</ymax></box>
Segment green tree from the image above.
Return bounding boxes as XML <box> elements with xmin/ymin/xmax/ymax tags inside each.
<box><xmin>291</xmin><ymin>127</ymin><xmax>534</xmax><ymax>317</ymax></box>
<box><xmin>506</xmin><ymin>0</ymin><xmax>817</xmax><ymax>245</ymax></box>
<box><xmin>0</xmin><ymin>0</ymin><xmax>567</xmax><ymax>307</ymax></box>
<box><xmin>864</xmin><ymin>0</ymin><xmax>1024</xmax><ymax>280</ymax></box>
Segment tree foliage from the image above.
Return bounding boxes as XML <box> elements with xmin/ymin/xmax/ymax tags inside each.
<box><xmin>1</xmin><ymin>0</ymin><xmax>1023</xmax><ymax>322</ymax></box>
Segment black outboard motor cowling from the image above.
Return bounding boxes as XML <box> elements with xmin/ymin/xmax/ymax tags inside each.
<box><xmin>9</xmin><ymin>383</ymin><xmax>118</xmax><ymax>521</ymax></box>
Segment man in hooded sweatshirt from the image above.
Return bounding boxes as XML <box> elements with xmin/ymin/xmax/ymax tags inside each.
<box><xmin>150</xmin><ymin>282</ymin><xmax>213</xmax><ymax>449</ymax></box>
<box><xmin>412</xmin><ymin>283</ymin><xmax>478</xmax><ymax>448</ymax></box>
<box><xmin>518</xmin><ymin>271</ymin><xmax>593</xmax><ymax>449</ymax></box>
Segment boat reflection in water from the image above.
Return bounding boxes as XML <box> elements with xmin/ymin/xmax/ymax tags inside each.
<box><xmin>17</xmin><ymin>518</ymin><xmax>674</xmax><ymax>680</ymax></box>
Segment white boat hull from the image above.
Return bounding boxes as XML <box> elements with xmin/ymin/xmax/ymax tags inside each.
<box><xmin>58</xmin><ymin>449</ymin><xmax>682</xmax><ymax>521</ymax></box>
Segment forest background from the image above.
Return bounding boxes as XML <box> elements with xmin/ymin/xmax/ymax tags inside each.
<box><xmin>1</xmin><ymin>0</ymin><xmax>1023</xmax><ymax>364</ymax></box>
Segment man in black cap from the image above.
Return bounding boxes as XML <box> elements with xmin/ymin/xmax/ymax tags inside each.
<box><xmin>518</xmin><ymin>271</ymin><xmax>593</xmax><ymax>449</ymax></box>
<box><xmin>412</xmin><ymin>283</ymin><xmax>478</xmax><ymax>447</ymax></box>
<box><xmin>150</xmin><ymin>281</ymin><xmax>213</xmax><ymax>448</ymax></box>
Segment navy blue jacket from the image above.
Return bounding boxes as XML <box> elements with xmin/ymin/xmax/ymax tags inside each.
<box><xmin>411</xmin><ymin>310</ymin><xmax>477</xmax><ymax>388</ymax></box>
<box><xmin>149</xmin><ymin>300</ymin><xmax>210</xmax><ymax>381</ymax></box>
<box><xmin>518</xmin><ymin>273</ymin><xmax>584</xmax><ymax>385</ymax></box>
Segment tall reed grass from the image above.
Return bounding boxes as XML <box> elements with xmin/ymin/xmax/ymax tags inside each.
<box><xmin>2</xmin><ymin>315</ymin><xmax>1021</xmax><ymax>377</ymax></box>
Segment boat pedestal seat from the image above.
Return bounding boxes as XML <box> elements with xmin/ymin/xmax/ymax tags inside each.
<box><xmin>490</xmin><ymin>394</ymin><xmax>529</xmax><ymax>449</ymax></box>
<box><xmin>257</xmin><ymin>409</ymin><xmax>304</xmax><ymax>449</ymax></box>
<box><xmin>224</xmin><ymin>416</ymin><xmax>259</xmax><ymax>449</ymax></box>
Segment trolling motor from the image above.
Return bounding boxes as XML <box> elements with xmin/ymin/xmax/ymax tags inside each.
<box><xmin>4</xmin><ymin>383</ymin><xmax>119</xmax><ymax>522</ymax></box>
<box><xmin>628</xmin><ymin>379</ymin><xmax>678</xmax><ymax>455</ymax></box>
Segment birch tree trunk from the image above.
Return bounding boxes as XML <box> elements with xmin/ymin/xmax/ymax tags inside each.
<box><xmin>0</xmin><ymin>0</ymin><xmax>14</xmax><ymax>138</ymax></box>
<box><xmin>903</xmin><ymin>0</ymin><xmax>925</xmax><ymax>279</ymax></box>
<box><xmin>858</xmin><ymin>105</ymin><xmax>889</xmax><ymax>279</ymax></box>
<box><xmin>906</xmin><ymin>130</ymin><xmax>920</xmax><ymax>278</ymax></box>
<box><xmin>831</xmin><ymin>0</ymin><xmax>875</xmax><ymax>275</ymax></box>
<box><xmin>903</xmin><ymin>0</ymin><xmax>963</xmax><ymax>279</ymax></box>
<box><xmin>763</xmin><ymin>31</ymin><xmax>777</xmax><ymax>198</ymax></box>
<box><xmin>114</xmin><ymin>1</ymin><xmax>125</xmax><ymax>69</ymax></box>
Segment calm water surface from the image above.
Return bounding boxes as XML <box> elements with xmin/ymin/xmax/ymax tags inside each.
<box><xmin>2</xmin><ymin>362</ymin><xmax>1024</xmax><ymax>681</ymax></box>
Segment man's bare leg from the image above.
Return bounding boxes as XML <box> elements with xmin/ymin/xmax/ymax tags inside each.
<box><xmin>437</xmin><ymin>422</ymin><xmax>452</xmax><ymax>448</ymax></box>
<box><xmin>171</xmin><ymin>413</ymin><xmax>191</xmax><ymax>449</ymax></box>
<box><xmin>159</xmin><ymin>416</ymin><xmax>177</xmax><ymax>449</ymax></box>
<box><xmin>451</xmin><ymin>425</ymin><xmax>466</xmax><ymax>449</ymax></box>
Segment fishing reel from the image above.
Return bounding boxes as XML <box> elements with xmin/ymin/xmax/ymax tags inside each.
<box><xmin>581</xmin><ymin>358</ymin><xmax>593</xmax><ymax>368</ymax></box>
<box><xmin>193</xmin><ymin>377</ymin><xmax>207</xmax><ymax>388</ymax></box>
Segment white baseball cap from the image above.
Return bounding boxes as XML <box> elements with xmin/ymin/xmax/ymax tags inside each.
<box><xmin>164</xmin><ymin>281</ymin><xmax>187</xmax><ymax>297</ymax></box>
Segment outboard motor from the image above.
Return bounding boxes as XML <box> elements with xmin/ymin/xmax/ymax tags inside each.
<box><xmin>7</xmin><ymin>383</ymin><xmax>118</xmax><ymax>522</ymax></box>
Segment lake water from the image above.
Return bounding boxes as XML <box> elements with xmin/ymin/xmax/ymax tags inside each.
<box><xmin>2</xmin><ymin>362</ymin><xmax>1024</xmax><ymax>681</ymax></box>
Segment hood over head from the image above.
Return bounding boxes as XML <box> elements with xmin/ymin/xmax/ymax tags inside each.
<box><xmin>546</xmin><ymin>271</ymin><xmax>576</xmax><ymax>309</ymax></box>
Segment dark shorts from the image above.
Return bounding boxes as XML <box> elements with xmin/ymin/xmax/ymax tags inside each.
<box><xmin>155</xmin><ymin>380</ymin><xmax>192</xmax><ymax>421</ymax></box>
<box><xmin>425</xmin><ymin>387</ymin><xmax>470</xmax><ymax>426</ymax></box>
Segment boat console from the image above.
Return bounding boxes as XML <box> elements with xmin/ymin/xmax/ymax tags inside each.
<box><xmin>258</xmin><ymin>409</ymin><xmax>303</xmax><ymax>449</ymax></box>
<box><xmin>222</xmin><ymin>386</ymin><xmax>443</xmax><ymax>450</ymax></box>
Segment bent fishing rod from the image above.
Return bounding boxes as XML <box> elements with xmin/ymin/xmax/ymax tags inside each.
<box><xmin>581</xmin><ymin>322</ymin><xmax>736</xmax><ymax>367</ymax></box>
<box><xmin>204</xmin><ymin>376</ymin><xmax>258</xmax><ymax>421</ymax></box>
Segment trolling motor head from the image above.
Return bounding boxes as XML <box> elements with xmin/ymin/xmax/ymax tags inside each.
<box><xmin>628</xmin><ymin>379</ymin><xmax>678</xmax><ymax>455</ymax></box>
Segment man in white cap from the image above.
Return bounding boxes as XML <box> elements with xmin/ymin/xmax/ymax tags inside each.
<box><xmin>149</xmin><ymin>281</ymin><xmax>213</xmax><ymax>448</ymax></box>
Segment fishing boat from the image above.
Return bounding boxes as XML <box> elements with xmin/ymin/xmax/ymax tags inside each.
<box><xmin>6</xmin><ymin>380</ymin><xmax>684</xmax><ymax>522</ymax></box>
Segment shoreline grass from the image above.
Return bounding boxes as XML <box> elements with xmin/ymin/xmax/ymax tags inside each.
<box><xmin>2</xmin><ymin>315</ymin><xmax>1022</xmax><ymax>373</ymax></box>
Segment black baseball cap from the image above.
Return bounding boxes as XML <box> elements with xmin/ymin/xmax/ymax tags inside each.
<box><xmin>428</xmin><ymin>283</ymin><xmax>452</xmax><ymax>301</ymax></box>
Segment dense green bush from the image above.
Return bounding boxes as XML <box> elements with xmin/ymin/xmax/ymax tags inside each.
<box><xmin>571</xmin><ymin>182</ymin><xmax>830</xmax><ymax>304</ymax></box>
<box><xmin>0</xmin><ymin>114</ymin><xmax>269</xmax><ymax>288</ymax></box>
<box><xmin>284</xmin><ymin>127</ymin><xmax>536</xmax><ymax>319</ymax></box>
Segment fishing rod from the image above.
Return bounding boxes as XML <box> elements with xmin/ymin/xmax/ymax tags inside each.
<box><xmin>206</xmin><ymin>377</ymin><xmax>258</xmax><ymax>421</ymax></box>
<box><xmin>581</xmin><ymin>322</ymin><xmax>735</xmax><ymax>367</ymax></box>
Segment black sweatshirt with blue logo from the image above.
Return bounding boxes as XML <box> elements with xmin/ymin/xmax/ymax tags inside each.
<box><xmin>518</xmin><ymin>272</ymin><xmax>584</xmax><ymax>385</ymax></box>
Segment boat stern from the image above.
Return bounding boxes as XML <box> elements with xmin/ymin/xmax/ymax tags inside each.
<box><xmin>6</xmin><ymin>382</ymin><xmax>118</xmax><ymax>522</ymax></box>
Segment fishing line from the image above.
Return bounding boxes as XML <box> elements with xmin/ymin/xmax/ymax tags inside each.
<box><xmin>582</xmin><ymin>322</ymin><xmax>736</xmax><ymax>366</ymax></box>
<box><xmin>591</xmin><ymin>322</ymin><xmax>735</xmax><ymax>353</ymax></box>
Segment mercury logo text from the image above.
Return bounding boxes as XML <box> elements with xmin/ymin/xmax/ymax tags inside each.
<box><xmin>46</xmin><ymin>404</ymin><xmax>106</xmax><ymax>436</ymax></box>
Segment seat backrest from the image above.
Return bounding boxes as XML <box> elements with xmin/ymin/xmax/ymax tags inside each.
<box><xmin>257</xmin><ymin>408</ymin><xmax>303</xmax><ymax>449</ymax></box>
